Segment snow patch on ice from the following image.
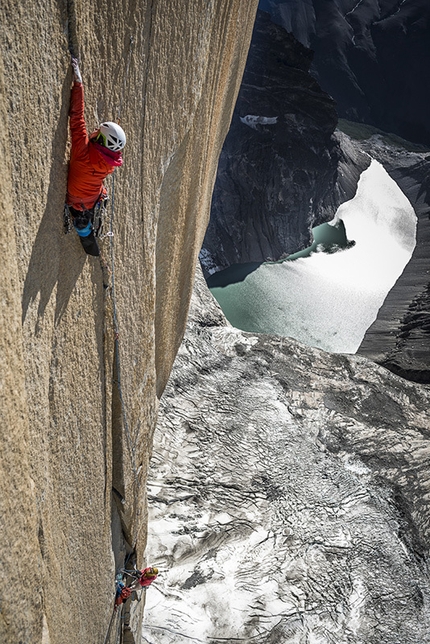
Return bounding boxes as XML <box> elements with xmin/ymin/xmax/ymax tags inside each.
<box><xmin>240</xmin><ymin>115</ymin><xmax>278</xmax><ymax>130</ymax></box>
<box><xmin>210</xmin><ymin>326</ymin><xmax>259</xmax><ymax>356</ymax></box>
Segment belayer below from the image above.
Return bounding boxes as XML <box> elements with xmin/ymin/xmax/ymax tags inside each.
<box><xmin>114</xmin><ymin>567</ymin><xmax>159</xmax><ymax>608</ymax></box>
<box><xmin>130</xmin><ymin>566</ymin><xmax>159</xmax><ymax>590</ymax></box>
<box><xmin>65</xmin><ymin>57</ymin><xmax>126</xmax><ymax>256</ymax></box>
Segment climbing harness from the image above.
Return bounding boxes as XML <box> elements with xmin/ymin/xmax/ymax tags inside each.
<box><xmin>114</xmin><ymin>579</ymin><xmax>132</xmax><ymax>608</ymax></box>
<box><xmin>63</xmin><ymin>197</ymin><xmax>108</xmax><ymax>238</ymax></box>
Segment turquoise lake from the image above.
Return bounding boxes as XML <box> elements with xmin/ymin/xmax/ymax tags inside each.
<box><xmin>208</xmin><ymin>160</ymin><xmax>416</xmax><ymax>354</ymax></box>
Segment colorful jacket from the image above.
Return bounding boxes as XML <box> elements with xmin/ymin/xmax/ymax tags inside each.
<box><xmin>66</xmin><ymin>82</ymin><xmax>123</xmax><ymax>210</ymax></box>
<box><xmin>138</xmin><ymin>568</ymin><xmax>158</xmax><ymax>588</ymax></box>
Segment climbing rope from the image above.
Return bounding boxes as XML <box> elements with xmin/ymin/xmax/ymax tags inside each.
<box><xmin>100</xmin><ymin>36</ymin><xmax>143</xmax><ymax>644</ymax></box>
<box><xmin>108</xmin><ymin>171</ymin><xmax>141</xmax><ymax>512</ymax></box>
<box><xmin>103</xmin><ymin>604</ymin><xmax>119</xmax><ymax>644</ymax></box>
<box><xmin>96</xmin><ymin>27</ymin><xmax>141</xmax><ymax>546</ymax></box>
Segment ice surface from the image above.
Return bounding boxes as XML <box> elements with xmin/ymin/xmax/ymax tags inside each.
<box><xmin>141</xmin><ymin>318</ymin><xmax>430</xmax><ymax>642</ymax></box>
<box><xmin>211</xmin><ymin>160</ymin><xmax>416</xmax><ymax>354</ymax></box>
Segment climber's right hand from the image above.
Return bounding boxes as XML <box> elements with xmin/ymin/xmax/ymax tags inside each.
<box><xmin>71</xmin><ymin>57</ymin><xmax>82</xmax><ymax>84</ymax></box>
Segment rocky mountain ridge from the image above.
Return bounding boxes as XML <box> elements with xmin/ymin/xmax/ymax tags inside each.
<box><xmin>261</xmin><ymin>0</ymin><xmax>430</xmax><ymax>145</ymax></box>
<box><xmin>355</xmin><ymin>132</ymin><xmax>430</xmax><ymax>382</ymax></box>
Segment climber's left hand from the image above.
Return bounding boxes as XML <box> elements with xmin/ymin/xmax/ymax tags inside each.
<box><xmin>71</xmin><ymin>57</ymin><xmax>82</xmax><ymax>84</ymax></box>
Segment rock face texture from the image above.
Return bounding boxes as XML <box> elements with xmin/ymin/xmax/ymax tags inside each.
<box><xmin>0</xmin><ymin>55</ymin><xmax>43</xmax><ymax>643</ymax></box>
<box><xmin>200</xmin><ymin>11</ymin><xmax>341</xmax><ymax>275</ymax></box>
<box><xmin>145</xmin><ymin>267</ymin><xmax>430</xmax><ymax>642</ymax></box>
<box><xmin>261</xmin><ymin>0</ymin><xmax>430</xmax><ymax>145</ymax></box>
<box><xmin>0</xmin><ymin>1</ymin><xmax>258</xmax><ymax>643</ymax></box>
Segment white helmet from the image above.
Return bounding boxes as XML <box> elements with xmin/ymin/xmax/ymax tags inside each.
<box><xmin>99</xmin><ymin>122</ymin><xmax>126</xmax><ymax>151</ymax></box>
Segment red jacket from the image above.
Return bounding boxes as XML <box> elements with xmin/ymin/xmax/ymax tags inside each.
<box><xmin>139</xmin><ymin>568</ymin><xmax>158</xmax><ymax>588</ymax></box>
<box><xmin>66</xmin><ymin>82</ymin><xmax>123</xmax><ymax>210</ymax></box>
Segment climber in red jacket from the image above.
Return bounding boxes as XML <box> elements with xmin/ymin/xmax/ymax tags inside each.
<box><xmin>66</xmin><ymin>57</ymin><xmax>126</xmax><ymax>256</ymax></box>
<box><xmin>114</xmin><ymin>566</ymin><xmax>159</xmax><ymax>608</ymax></box>
<box><xmin>130</xmin><ymin>567</ymin><xmax>159</xmax><ymax>591</ymax></box>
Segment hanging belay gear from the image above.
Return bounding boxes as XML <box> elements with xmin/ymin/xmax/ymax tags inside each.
<box><xmin>113</xmin><ymin>565</ymin><xmax>159</xmax><ymax>609</ymax></box>
<box><xmin>114</xmin><ymin>581</ymin><xmax>132</xmax><ymax>608</ymax></box>
<box><xmin>93</xmin><ymin>196</ymin><xmax>109</xmax><ymax>238</ymax></box>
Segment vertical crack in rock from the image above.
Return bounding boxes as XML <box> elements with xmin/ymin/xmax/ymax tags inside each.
<box><xmin>66</xmin><ymin>0</ymin><xmax>79</xmax><ymax>58</ymax></box>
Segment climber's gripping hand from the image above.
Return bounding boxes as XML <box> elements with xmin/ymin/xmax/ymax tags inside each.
<box><xmin>71</xmin><ymin>57</ymin><xmax>82</xmax><ymax>84</ymax></box>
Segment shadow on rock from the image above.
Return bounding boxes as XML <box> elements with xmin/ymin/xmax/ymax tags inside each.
<box><xmin>22</xmin><ymin>76</ymin><xmax>86</xmax><ymax>331</ymax></box>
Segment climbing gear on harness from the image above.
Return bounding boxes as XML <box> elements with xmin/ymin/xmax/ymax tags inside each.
<box><xmin>93</xmin><ymin>197</ymin><xmax>108</xmax><ymax>238</ymax></box>
<box><xmin>113</xmin><ymin>565</ymin><xmax>145</xmax><ymax>610</ymax></box>
<box><xmin>114</xmin><ymin>582</ymin><xmax>132</xmax><ymax>608</ymax></box>
<box><xmin>63</xmin><ymin>196</ymin><xmax>108</xmax><ymax>256</ymax></box>
<box><xmin>99</xmin><ymin>122</ymin><xmax>126</xmax><ymax>151</ymax></box>
<box><xmin>63</xmin><ymin>204</ymin><xmax>73</xmax><ymax>234</ymax></box>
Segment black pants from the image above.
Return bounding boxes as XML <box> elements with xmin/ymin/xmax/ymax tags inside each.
<box><xmin>69</xmin><ymin>206</ymin><xmax>100</xmax><ymax>257</ymax></box>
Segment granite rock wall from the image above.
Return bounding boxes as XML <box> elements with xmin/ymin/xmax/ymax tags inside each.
<box><xmin>200</xmin><ymin>11</ymin><xmax>341</xmax><ymax>276</ymax></box>
<box><xmin>0</xmin><ymin>1</ymin><xmax>258</xmax><ymax>642</ymax></box>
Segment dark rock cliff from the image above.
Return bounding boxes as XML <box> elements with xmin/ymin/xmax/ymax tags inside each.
<box><xmin>202</xmin><ymin>3</ymin><xmax>430</xmax><ymax>382</ymax></box>
<box><xmin>261</xmin><ymin>0</ymin><xmax>430</xmax><ymax>146</ymax></box>
<box><xmin>200</xmin><ymin>11</ymin><xmax>341</xmax><ymax>276</ymax></box>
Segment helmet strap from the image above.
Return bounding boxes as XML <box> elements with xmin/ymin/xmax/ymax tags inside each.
<box><xmin>96</xmin><ymin>132</ymin><xmax>107</xmax><ymax>147</ymax></box>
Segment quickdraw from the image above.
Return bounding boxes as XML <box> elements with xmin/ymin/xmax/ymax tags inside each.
<box><xmin>93</xmin><ymin>196</ymin><xmax>109</xmax><ymax>238</ymax></box>
<box><xmin>63</xmin><ymin>204</ymin><xmax>73</xmax><ymax>234</ymax></box>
